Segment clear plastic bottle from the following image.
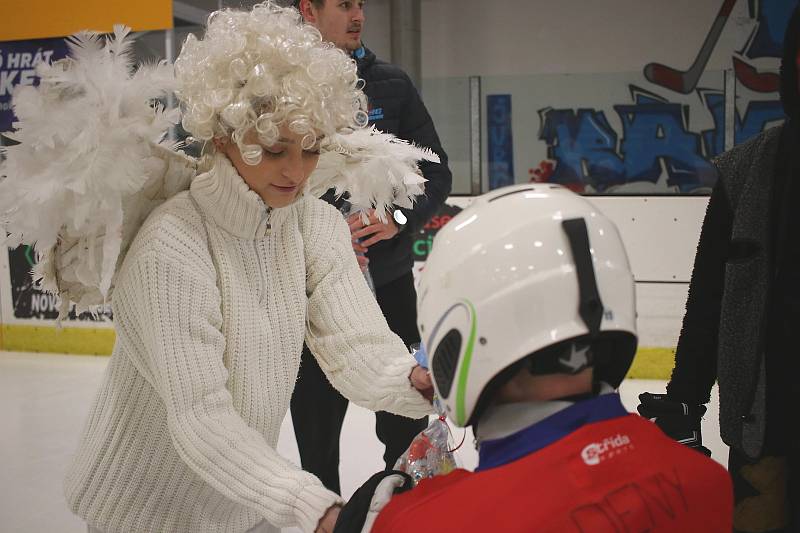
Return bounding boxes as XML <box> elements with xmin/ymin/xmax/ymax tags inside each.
<box><xmin>339</xmin><ymin>200</ymin><xmax>376</xmax><ymax>294</ymax></box>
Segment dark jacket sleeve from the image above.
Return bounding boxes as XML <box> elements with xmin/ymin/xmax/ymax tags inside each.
<box><xmin>395</xmin><ymin>75</ymin><xmax>453</xmax><ymax>234</ymax></box>
<box><xmin>666</xmin><ymin>177</ymin><xmax>732</xmax><ymax>404</ymax></box>
<box><xmin>333</xmin><ymin>471</ymin><xmax>413</xmax><ymax>533</ymax></box>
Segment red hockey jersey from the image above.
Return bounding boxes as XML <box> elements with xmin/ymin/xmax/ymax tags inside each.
<box><xmin>372</xmin><ymin>414</ymin><xmax>732</xmax><ymax>532</ymax></box>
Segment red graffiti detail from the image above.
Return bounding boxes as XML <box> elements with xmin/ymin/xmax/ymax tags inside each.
<box><xmin>530</xmin><ymin>160</ymin><xmax>555</xmax><ymax>183</ymax></box>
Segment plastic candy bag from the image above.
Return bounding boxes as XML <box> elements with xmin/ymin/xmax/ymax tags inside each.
<box><xmin>393</xmin><ymin>344</ymin><xmax>459</xmax><ymax>485</ymax></box>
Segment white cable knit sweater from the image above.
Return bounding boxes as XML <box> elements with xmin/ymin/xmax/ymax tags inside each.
<box><xmin>63</xmin><ymin>155</ymin><xmax>432</xmax><ymax>533</ymax></box>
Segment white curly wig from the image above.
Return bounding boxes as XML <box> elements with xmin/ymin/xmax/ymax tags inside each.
<box><xmin>174</xmin><ymin>1</ymin><xmax>368</xmax><ymax>165</ymax></box>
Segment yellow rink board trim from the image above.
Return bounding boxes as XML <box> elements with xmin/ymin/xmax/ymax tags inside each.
<box><xmin>0</xmin><ymin>324</ymin><xmax>678</xmax><ymax>379</ymax></box>
<box><xmin>1</xmin><ymin>0</ymin><xmax>173</xmax><ymax>42</ymax></box>
<box><xmin>626</xmin><ymin>347</ymin><xmax>675</xmax><ymax>380</ymax></box>
<box><xmin>1</xmin><ymin>324</ymin><xmax>115</xmax><ymax>356</ymax></box>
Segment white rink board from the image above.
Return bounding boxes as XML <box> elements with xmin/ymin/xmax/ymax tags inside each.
<box><xmin>444</xmin><ymin>195</ymin><xmax>706</xmax><ymax>284</ymax></box>
<box><xmin>0</xmin><ymin>196</ymin><xmax>703</xmax><ymax>334</ymax></box>
<box><xmin>590</xmin><ymin>196</ymin><xmax>707</xmax><ymax>283</ymax></box>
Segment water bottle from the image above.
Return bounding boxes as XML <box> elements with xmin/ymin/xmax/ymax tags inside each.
<box><xmin>339</xmin><ymin>200</ymin><xmax>376</xmax><ymax>294</ymax></box>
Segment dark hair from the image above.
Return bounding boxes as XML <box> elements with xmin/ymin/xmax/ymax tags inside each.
<box><xmin>469</xmin><ymin>332</ymin><xmax>637</xmax><ymax>427</ymax></box>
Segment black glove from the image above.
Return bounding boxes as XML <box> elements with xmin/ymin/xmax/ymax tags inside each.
<box><xmin>637</xmin><ymin>392</ymin><xmax>712</xmax><ymax>457</ymax></box>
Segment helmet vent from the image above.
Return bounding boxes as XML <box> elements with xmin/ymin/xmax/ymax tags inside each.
<box><xmin>431</xmin><ymin>329</ymin><xmax>462</xmax><ymax>399</ymax></box>
<box><xmin>487</xmin><ymin>187</ymin><xmax>536</xmax><ymax>203</ymax></box>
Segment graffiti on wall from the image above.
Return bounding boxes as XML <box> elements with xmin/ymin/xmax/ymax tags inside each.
<box><xmin>528</xmin><ymin>0</ymin><xmax>796</xmax><ymax>193</ymax></box>
<box><xmin>535</xmin><ymin>87</ymin><xmax>785</xmax><ymax>193</ymax></box>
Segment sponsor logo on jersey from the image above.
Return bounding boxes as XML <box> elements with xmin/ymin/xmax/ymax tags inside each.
<box><xmin>580</xmin><ymin>434</ymin><xmax>633</xmax><ymax>466</ymax></box>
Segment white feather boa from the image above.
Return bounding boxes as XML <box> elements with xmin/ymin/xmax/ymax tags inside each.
<box><xmin>0</xmin><ymin>27</ymin><xmax>433</xmax><ymax>317</ymax></box>
<box><xmin>0</xmin><ymin>26</ymin><xmax>189</xmax><ymax>316</ymax></box>
<box><xmin>309</xmin><ymin>126</ymin><xmax>437</xmax><ymax>223</ymax></box>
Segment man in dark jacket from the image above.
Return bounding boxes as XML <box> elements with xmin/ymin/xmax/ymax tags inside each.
<box><xmin>290</xmin><ymin>0</ymin><xmax>453</xmax><ymax>495</ymax></box>
<box><xmin>638</xmin><ymin>8</ymin><xmax>800</xmax><ymax>532</ymax></box>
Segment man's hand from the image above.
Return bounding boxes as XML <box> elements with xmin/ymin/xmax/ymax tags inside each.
<box><xmin>347</xmin><ymin>209</ymin><xmax>399</xmax><ymax>250</ymax></box>
<box><xmin>315</xmin><ymin>504</ymin><xmax>341</xmax><ymax>533</ymax></box>
<box><xmin>409</xmin><ymin>365</ymin><xmax>434</xmax><ymax>403</ymax></box>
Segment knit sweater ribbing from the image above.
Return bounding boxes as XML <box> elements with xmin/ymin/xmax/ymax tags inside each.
<box><xmin>64</xmin><ymin>155</ymin><xmax>432</xmax><ymax>533</ymax></box>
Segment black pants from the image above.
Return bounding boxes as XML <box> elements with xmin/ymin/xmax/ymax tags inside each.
<box><xmin>290</xmin><ymin>271</ymin><xmax>428</xmax><ymax>495</ymax></box>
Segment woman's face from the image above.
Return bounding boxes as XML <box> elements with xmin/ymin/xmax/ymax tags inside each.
<box><xmin>218</xmin><ymin>125</ymin><xmax>320</xmax><ymax>208</ymax></box>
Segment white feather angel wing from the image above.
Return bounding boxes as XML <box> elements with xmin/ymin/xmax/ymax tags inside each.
<box><xmin>308</xmin><ymin>125</ymin><xmax>438</xmax><ymax>222</ymax></box>
<box><xmin>0</xmin><ymin>26</ymin><xmax>194</xmax><ymax>317</ymax></box>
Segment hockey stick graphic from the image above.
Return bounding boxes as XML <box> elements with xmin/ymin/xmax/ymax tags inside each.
<box><xmin>644</xmin><ymin>0</ymin><xmax>738</xmax><ymax>94</ymax></box>
<box><xmin>732</xmin><ymin>56</ymin><xmax>780</xmax><ymax>92</ymax></box>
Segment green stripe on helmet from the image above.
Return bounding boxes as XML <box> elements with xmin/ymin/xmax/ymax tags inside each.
<box><xmin>455</xmin><ymin>300</ymin><xmax>477</xmax><ymax>425</ymax></box>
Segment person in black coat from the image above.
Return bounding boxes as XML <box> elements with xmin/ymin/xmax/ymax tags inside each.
<box><xmin>638</xmin><ymin>8</ymin><xmax>800</xmax><ymax>533</ymax></box>
<box><xmin>290</xmin><ymin>0</ymin><xmax>453</xmax><ymax>495</ymax></box>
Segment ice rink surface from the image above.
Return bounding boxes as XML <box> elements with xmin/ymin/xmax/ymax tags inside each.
<box><xmin>0</xmin><ymin>351</ymin><xmax>726</xmax><ymax>533</ymax></box>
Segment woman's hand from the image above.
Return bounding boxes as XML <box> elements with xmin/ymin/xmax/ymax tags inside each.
<box><xmin>315</xmin><ymin>504</ymin><xmax>341</xmax><ymax>533</ymax></box>
<box><xmin>409</xmin><ymin>365</ymin><xmax>434</xmax><ymax>403</ymax></box>
<box><xmin>347</xmin><ymin>210</ymin><xmax>399</xmax><ymax>249</ymax></box>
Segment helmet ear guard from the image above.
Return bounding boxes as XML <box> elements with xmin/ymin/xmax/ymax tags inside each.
<box><xmin>430</xmin><ymin>329</ymin><xmax>462</xmax><ymax>399</ymax></box>
<box><xmin>424</xmin><ymin>300</ymin><xmax>477</xmax><ymax>423</ymax></box>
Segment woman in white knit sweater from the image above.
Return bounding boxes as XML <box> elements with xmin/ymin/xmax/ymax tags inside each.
<box><xmin>63</xmin><ymin>4</ymin><xmax>433</xmax><ymax>533</ymax></box>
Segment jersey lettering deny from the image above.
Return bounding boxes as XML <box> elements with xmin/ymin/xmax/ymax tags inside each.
<box><xmin>570</xmin><ymin>468</ymin><xmax>688</xmax><ymax>532</ymax></box>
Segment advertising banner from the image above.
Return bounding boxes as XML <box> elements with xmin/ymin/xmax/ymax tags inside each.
<box><xmin>487</xmin><ymin>94</ymin><xmax>514</xmax><ymax>190</ymax></box>
<box><xmin>0</xmin><ymin>37</ymin><xmax>70</xmax><ymax>132</ymax></box>
<box><xmin>7</xmin><ymin>245</ymin><xmax>111</xmax><ymax>321</ymax></box>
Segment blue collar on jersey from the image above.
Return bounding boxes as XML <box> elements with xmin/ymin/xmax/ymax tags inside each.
<box><xmin>352</xmin><ymin>46</ymin><xmax>366</xmax><ymax>59</ymax></box>
<box><xmin>476</xmin><ymin>393</ymin><xmax>628</xmax><ymax>472</ymax></box>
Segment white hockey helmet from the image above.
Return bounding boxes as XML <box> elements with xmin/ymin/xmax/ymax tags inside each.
<box><xmin>417</xmin><ymin>184</ymin><xmax>637</xmax><ymax>427</ymax></box>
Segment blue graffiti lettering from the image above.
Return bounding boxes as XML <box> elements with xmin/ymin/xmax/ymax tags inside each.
<box><xmin>736</xmin><ymin>100</ymin><xmax>786</xmax><ymax>143</ymax></box>
<box><xmin>488</xmin><ymin>94</ymin><xmax>515</xmax><ymax>189</ymax></box>
<box><xmin>615</xmin><ymin>92</ymin><xmax>715</xmax><ymax>191</ymax></box>
<box><xmin>702</xmin><ymin>92</ymin><xmax>726</xmax><ymax>158</ymax></box>
<box><xmin>703</xmin><ymin>92</ymin><xmax>785</xmax><ymax>158</ymax></box>
<box><xmin>538</xmin><ymin>108</ymin><xmax>624</xmax><ymax>187</ymax></box>
<box><xmin>746</xmin><ymin>0</ymin><xmax>799</xmax><ymax>60</ymax></box>
<box><xmin>539</xmin><ymin>87</ymin><xmax>783</xmax><ymax>193</ymax></box>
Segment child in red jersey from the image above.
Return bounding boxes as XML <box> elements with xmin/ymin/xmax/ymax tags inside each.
<box><xmin>334</xmin><ymin>184</ymin><xmax>732</xmax><ymax>533</ymax></box>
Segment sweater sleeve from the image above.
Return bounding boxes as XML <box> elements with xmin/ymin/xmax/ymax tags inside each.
<box><xmin>113</xmin><ymin>236</ymin><xmax>340</xmax><ymax>533</ymax></box>
<box><xmin>666</xmin><ymin>178</ymin><xmax>731</xmax><ymax>404</ymax></box>
<box><xmin>302</xmin><ymin>201</ymin><xmax>433</xmax><ymax>419</ymax></box>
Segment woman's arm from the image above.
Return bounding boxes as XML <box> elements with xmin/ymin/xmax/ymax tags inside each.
<box><xmin>302</xmin><ymin>200</ymin><xmax>433</xmax><ymax>419</ymax></box>
<box><xmin>114</xmin><ymin>234</ymin><xmax>339</xmax><ymax>533</ymax></box>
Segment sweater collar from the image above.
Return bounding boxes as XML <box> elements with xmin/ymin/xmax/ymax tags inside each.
<box><xmin>190</xmin><ymin>154</ymin><xmax>295</xmax><ymax>239</ymax></box>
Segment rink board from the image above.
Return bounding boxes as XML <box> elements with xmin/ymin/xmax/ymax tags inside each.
<box><xmin>0</xmin><ymin>195</ymin><xmax>705</xmax><ymax>378</ymax></box>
